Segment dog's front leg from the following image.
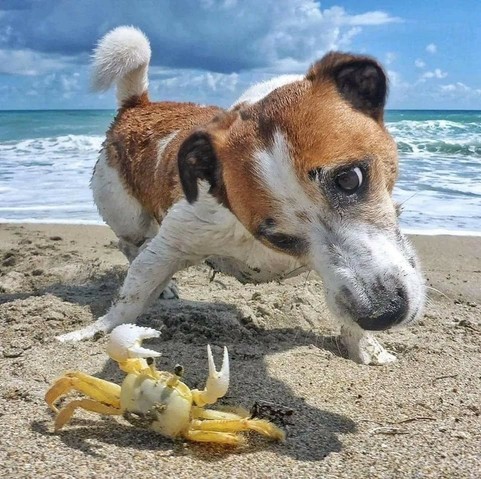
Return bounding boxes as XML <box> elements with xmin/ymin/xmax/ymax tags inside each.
<box><xmin>57</xmin><ymin>232</ymin><xmax>198</xmax><ymax>342</ymax></box>
<box><xmin>340</xmin><ymin>323</ymin><xmax>396</xmax><ymax>365</ymax></box>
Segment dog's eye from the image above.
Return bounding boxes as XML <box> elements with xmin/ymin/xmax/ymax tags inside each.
<box><xmin>335</xmin><ymin>167</ymin><xmax>363</xmax><ymax>194</ymax></box>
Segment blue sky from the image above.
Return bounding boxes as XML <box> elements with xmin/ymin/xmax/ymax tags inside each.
<box><xmin>0</xmin><ymin>0</ymin><xmax>480</xmax><ymax>110</ymax></box>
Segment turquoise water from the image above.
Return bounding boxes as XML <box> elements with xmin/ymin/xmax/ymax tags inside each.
<box><xmin>386</xmin><ymin>110</ymin><xmax>481</xmax><ymax>232</ymax></box>
<box><xmin>0</xmin><ymin>109</ymin><xmax>480</xmax><ymax>233</ymax></box>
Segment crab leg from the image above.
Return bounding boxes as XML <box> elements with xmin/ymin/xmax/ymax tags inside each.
<box><xmin>192</xmin><ymin>345</ymin><xmax>229</xmax><ymax>407</ymax></box>
<box><xmin>190</xmin><ymin>418</ymin><xmax>285</xmax><ymax>441</ymax></box>
<box><xmin>54</xmin><ymin>399</ymin><xmax>122</xmax><ymax>431</ymax></box>
<box><xmin>45</xmin><ymin>372</ymin><xmax>121</xmax><ymax>412</ymax></box>
<box><xmin>184</xmin><ymin>430</ymin><xmax>244</xmax><ymax>446</ymax></box>
<box><xmin>192</xmin><ymin>408</ymin><xmax>248</xmax><ymax>420</ymax></box>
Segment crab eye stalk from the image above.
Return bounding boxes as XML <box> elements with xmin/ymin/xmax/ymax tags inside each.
<box><xmin>335</xmin><ymin>166</ymin><xmax>363</xmax><ymax>194</ymax></box>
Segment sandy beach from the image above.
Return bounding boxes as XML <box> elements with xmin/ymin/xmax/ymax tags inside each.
<box><xmin>0</xmin><ymin>223</ymin><xmax>480</xmax><ymax>478</ymax></box>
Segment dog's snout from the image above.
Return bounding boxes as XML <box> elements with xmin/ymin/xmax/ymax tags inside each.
<box><xmin>324</xmin><ymin>228</ymin><xmax>424</xmax><ymax>334</ymax></box>
<box><xmin>356</xmin><ymin>287</ymin><xmax>409</xmax><ymax>331</ymax></box>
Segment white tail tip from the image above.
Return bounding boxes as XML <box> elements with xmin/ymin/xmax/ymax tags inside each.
<box><xmin>91</xmin><ymin>26</ymin><xmax>151</xmax><ymax>105</ymax></box>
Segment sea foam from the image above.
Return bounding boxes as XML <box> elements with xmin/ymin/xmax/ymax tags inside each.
<box><xmin>0</xmin><ymin>110</ymin><xmax>480</xmax><ymax>234</ymax></box>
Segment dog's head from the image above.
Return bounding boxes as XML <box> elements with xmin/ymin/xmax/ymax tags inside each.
<box><xmin>178</xmin><ymin>51</ymin><xmax>425</xmax><ymax>331</ymax></box>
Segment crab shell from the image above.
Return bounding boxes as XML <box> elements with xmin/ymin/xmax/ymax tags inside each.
<box><xmin>120</xmin><ymin>372</ymin><xmax>193</xmax><ymax>437</ymax></box>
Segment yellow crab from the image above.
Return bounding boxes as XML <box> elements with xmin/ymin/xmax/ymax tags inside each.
<box><xmin>45</xmin><ymin>324</ymin><xmax>285</xmax><ymax>446</ymax></box>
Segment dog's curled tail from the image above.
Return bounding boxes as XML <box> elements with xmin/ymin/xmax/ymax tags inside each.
<box><xmin>91</xmin><ymin>26</ymin><xmax>151</xmax><ymax>107</ymax></box>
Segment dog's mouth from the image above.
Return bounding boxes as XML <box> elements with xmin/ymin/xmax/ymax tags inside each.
<box><xmin>311</xmin><ymin>225</ymin><xmax>426</xmax><ymax>331</ymax></box>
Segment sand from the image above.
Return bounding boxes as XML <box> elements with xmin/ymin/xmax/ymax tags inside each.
<box><xmin>0</xmin><ymin>223</ymin><xmax>480</xmax><ymax>479</ymax></box>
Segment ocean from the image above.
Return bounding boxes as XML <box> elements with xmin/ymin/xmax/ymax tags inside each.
<box><xmin>0</xmin><ymin>109</ymin><xmax>480</xmax><ymax>235</ymax></box>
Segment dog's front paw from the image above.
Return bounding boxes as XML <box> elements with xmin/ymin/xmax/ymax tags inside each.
<box><xmin>159</xmin><ymin>280</ymin><xmax>179</xmax><ymax>300</ymax></box>
<box><xmin>341</xmin><ymin>326</ymin><xmax>396</xmax><ymax>365</ymax></box>
<box><xmin>347</xmin><ymin>342</ymin><xmax>397</xmax><ymax>365</ymax></box>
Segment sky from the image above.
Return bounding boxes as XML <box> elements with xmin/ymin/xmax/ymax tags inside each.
<box><xmin>0</xmin><ymin>0</ymin><xmax>480</xmax><ymax>110</ymax></box>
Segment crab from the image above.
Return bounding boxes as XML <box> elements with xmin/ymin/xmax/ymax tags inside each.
<box><xmin>45</xmin><ymin>324</ymin><xmax>285</xmax><ymax>446</ymax></box>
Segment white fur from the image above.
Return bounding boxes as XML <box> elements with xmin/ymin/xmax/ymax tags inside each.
<box><xmin>57</xmin><ymin>189</ymin><xmax>303</xmax><ymax>342</ymax></box>
<box><xmin>67</xmin><ymin>159</ymin><xmax>416</xmax><ymax>366</ymax></box>
<box><xmin>91</xmin><ymin>26</ymin><xmax>151</xmax><ymax>106</ymax></box>
<box><xmin>61</xmin><ymin>43</ymin><xmax>425</xmax><ymax>364</ymax></box>
<box><xmin>255</xmin><ymin>130</ymin><xmax>311</xmax><ymax>208</ymax></box>
<box><xmin>251</xmin><ymin>129</ymin><xmax>425</xmax><ymax>364</ymax></box>
<box><xmin>309</xmin><ymin>222</ymin><xmax>425</xmax><ymax>334</ymax></box>
<box><xmin>91</xmin><ymin>150</ymin><xmax>180</xmax><ymax>299</ymax></box>
<box><xmin>91</xmin><ymin>151</ymin><xmax>158</xmax><ymax>262</ymax></box>
<box><xmin>231</xmin><ymin>74</ymin><xmax>304</xmax><ymax>108</ymax></box>
<box><xmin>254</xmin><ymin>130</ymin><xmax>318</xmax><ymax>230</ymax></box>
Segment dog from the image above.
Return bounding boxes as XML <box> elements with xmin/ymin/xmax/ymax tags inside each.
<box><xmin>58</xmin><ymin>26</ymin><xmax>425</xmax><ymax>365</ymax></box>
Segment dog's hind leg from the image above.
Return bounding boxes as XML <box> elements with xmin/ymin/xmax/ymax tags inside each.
<box><xmin>91</xmin><ymin>152</ymin><xmax>178</xmax><ymax>298</ymax></box>
<box><xmin>92</xmin><ymin>151</ymin><xmax>159</xmax><ymax>259</ymax></box>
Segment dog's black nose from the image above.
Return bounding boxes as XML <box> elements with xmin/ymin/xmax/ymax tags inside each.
<box><xmin>356</xmin><ymin>288</ymin><xmax>409</xmax><ymax>331</ymax></box>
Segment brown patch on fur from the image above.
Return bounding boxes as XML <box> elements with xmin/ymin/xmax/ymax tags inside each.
<box><xmin>212</xmin><ymin>53</ymin><xmax>397</xmax><ymax>233</ymax></box>
<box><xmin>242</xmin><ymin>71</ymin><xmax>395</xmax><ymax>179</ymax></box>
<box><xmin>104</xmin><ymin>101</ymin><xmax>222</xmax><ymax>222</ymax></box>
<box><xmin>103</xmin><ymin>50</ymin><xmax>398</xmax><ymax>245</ymax></box>
<box><xmin>213</xmin><ymin>112</ymin><xmax>281</xmax><ymax>232</ymax></box>
<box><xmin>121</xmin><ymin>91</ymin><xmax>150</xmax><ymax>109</ymax></box>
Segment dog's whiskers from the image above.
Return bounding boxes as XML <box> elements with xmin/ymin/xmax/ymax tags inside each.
<box><xmin>425</xmin><ymin>285</ymin><xmax>451</xmax><ymax>301</ymax></box>
<box><xmin>303</xmin><ymin>270</ymin><xmax>312</xmax><ymax>288</ymax></box>
<box><xmin>395</xmin><ymin>192</ymin><xmax>419</xmax><ymax>216</ymax></box>
<box><xmin>278</xmin><ymin>265</ymin><xmax>309</xmax><ymax>282</ymax></box>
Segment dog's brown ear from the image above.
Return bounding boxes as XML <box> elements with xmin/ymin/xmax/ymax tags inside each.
<box><xmin>307</xmin><ymin>52</ymin><xmax>387</xmax><ymax>121</ymax></box>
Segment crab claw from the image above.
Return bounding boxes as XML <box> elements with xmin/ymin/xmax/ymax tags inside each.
<box><xmin>203</xmin><ymin>345</ymin><xmax>230</xmax><ymax>404</ymax></box>
<box><xmin>106</xmin><ymin>324</ymin><xmax>161</xmax><ymax>363</ymax></box>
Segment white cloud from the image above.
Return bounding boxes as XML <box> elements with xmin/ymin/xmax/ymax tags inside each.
<box><xmin>0</xmin><ymin>48</ymin><xmax>70</xmax><ymax>75</ymax></box>
<box><xmin>426</xmin><ymin>43</ymin><xmax>437</xmax><ymax>54</ymax></box>
<box><xmin>387</xmin><ymin>69</ymin><xmax>410</xmax><ymax>90</ymax></box>
<box><xmin>255</xmin><ymin>4</ymin><xmax>401</xmax><ymax>73</ymax></box>
<box><xmin>154</xmin><ymin>71</ymin><xmax>239</xmax><ymax>92</ymax></box>
<box><xmin>60</xmin><ymin>72</ymin><xmax>81</xmax><ymax>98</ymax></box>
<box><xmin>0</xmin><ymin>1</ymin><xmax>403</xmax><ymax>76</ymax></box>
<box><xmin>421</xmin><ymin>68</ymin><xmax>447</xmax><ymax>80</ymax></box>
<box><xmin>148</xmin><ymin>70</ymin><xmax>241</xmax><ymax>106</ymax></box>
<box><xmin>385</xmin><ymin>52</ymin><xmax>396</xmax><ymax>65</ymax></box>
<box><xmin>338</xmin><ymin>27</ymin><xmax>362</xmax><ymax>48</ymax></box>
<box><xmin>0</xmin><ymin>24</ymin><xmax>13</xmax><ymax>43</ymax></box>
<box><xmin>440</xmin><ymin>82</ymin><xmax>481</xmax><ymax>95</ymax></box>
<box><xmin>341</xmin><ymin>10</ymin><xmax>402</xmax><ymax>26</ymax></box>
<box><xmin>414</xmin><ymin>58</ymin><xmax>425</xmax><ymax>68</ymax></box>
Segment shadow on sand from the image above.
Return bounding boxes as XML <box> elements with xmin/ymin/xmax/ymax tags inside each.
<box><xmin>18</xmin><ymin>269</ymin><xmax>356</xmax><ymax>462</ymax></box>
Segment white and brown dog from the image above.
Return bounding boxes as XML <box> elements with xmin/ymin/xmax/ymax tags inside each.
<box><xmin>58</xmin><ymin>27</ymin><xmax>425</xmax><ymax>365</ymax></box>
